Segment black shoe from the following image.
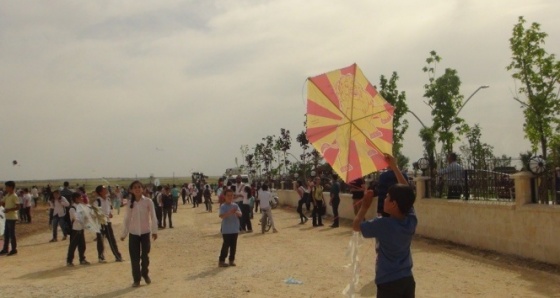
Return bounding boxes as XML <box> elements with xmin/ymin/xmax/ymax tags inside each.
<box><xmin>330</xmin><ymin>224</ymin><xmax>339</xmax><ymax>228</ymax></box>
<box><xmin>228</xmin><ymin>261</ymin><xmax>236</xmax><ymax>267</ymax></box>
<box><xmin>116</xmin><ymin>258</ymin><xmax>123</xmax><ymax>262</ymax></box>
<box><xmin>318</xmin><ymin>224</ymin><xmax>324</xmax><ymax>226</ymax></box>
<box><xmin>7</xmin><ymin>250</ymin><xmax>17</xmax><ymax>256</ymax></box>
<box><xmin>169</xmin><ymin>226</ymin><xmax>174</xmax><ymax>229</ymax></box>
<box><xmin>67</xmin><ymin>262</ymin><xmax>74</xmax><ymax>267</ymax></box>
<box><xmin>132</xmin><ymin>282</ymin><xmax>140</xmax><ymax>288</ymax></box>
<box><xmin>0</xmin><ymin>250</ymin><xmax>8</xmax><ymax>256</ymax></box>
<box><xmin>143</xmin><ymin>275</ymin><xmax>151</xmax><ymax>284</ymax></box>
<box><xmin>218</xmin><ymin>261</ymin><xmax>229</xmax><ymax>267</ymax></box>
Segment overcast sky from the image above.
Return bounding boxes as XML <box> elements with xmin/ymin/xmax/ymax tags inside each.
<box><xmin>1</xmin><ymin>0</ymin><xmax>559</xmax><ymax>181</ymax></box>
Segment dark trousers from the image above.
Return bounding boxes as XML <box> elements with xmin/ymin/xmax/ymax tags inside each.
<box><xmin>305</xmin><ymin>195</ymin><xmax>311</xmax><ymax>212</ymax></box>
<box><xmin>163</xmin><ymin>207</ymin><xmax>173</xmax><ymax>228</ymax></box>
<box><xmin>331</xmin><ymin>197</ymin><xmax>340</xmax><ymax>226</ymax></box>
<box><xmin>254</xmin><ymin>200</ymin><xmax>260</xmax><ymax>213</ymax></box>
<box><xmin>52</xmin><ymin>215</ymin><xmax>68</xmax><ymax>239</ymax></box>
<box><xmin>377</xmin><ymin>275</ymin><xmax>415</xmax><ymax>298</ymax></box>
<box><xmin>19</xmin><ymin>207</ymin><xmax>25</xmax><ymax>222</ymax></box>
<box><xmin>297</xmin><ymin>198</ymin><xmax>308</xmax><ymax>222</ymax></box>
<box><xmin>240</xmin><ymin>203</ymin><xmax>252</xmax><ymax>231</ymax></box>
<box><xmin>67</xmin><ymin>229</ymin><xmax>86</xmax><ymax>263</ymax></box>
<box><xmin>96</xmin><ymin>223</ymin><xmax>122</xmax><ymax>260</ymax></box>
<box><xmin>2</xmin><ymin>219</ymin><xmax>17</xmax><ymax>252</ymax></box>
<box><xmin>219</xmin><ymin>233</ymin><xmax>238</xmax><ymax>262</ymax></box>
<box><xmin>192</xmin><ymin>196</ymin><xmax>199</xmax><ymax>207</ymax></box>
<box><xmin>172</xmin><ymin>197</ymin><xmax>179</xmax><ymax>212</ymax></box>
<box><xmin>155</xmin><ymin>206</ymin><xmax>163</xmax><ymax>227</ymax></box>
<box><xmin>181</xmin><ymin>194</ymin><xmax>186</xmax><ymax>205</ymax></box>
<box><xmin>447</xmin><ymin>185</ymin><xmax>462</xmax><ymax>199</ymax></box>
<box><xmin>24</xmin><ymin>207</ymin><xmax>31</xmax><ymax>223</ymax></box>
<box><xmin>205</xmin><ymin>198</ymin><xmax>212</xmax><ymax>212</ymax></box>
<box><xmin>129</xmin><ymin>233</ymin><xmax>151</xmax><ymax>283</ymax></box>
<box><xmin>48</xmin><ymin>208</ymin><xmax>54</xmax><ymax>226</ymax></box>
<box><xmin>312</xmin><ymin>201</ymin><xmax>323</xmax><ymax>226</ymax></box>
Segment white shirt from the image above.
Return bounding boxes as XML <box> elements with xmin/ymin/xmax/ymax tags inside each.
<box><xmin>31</xmin><ymin>187</ymin><xmax>39</xmax><ymax>198</ymax></box>
<box><xmin>95</xmin><ymin>196</ymin><xmax>113</xmax><ymax>223</ymax></box>
<box><xmin>23</xmin><ymin>193</ymin><xmax>33</xmax><ymax>208</ymax></box>
<box><xmin>70</xmin><ymin>203</ymin><xmax>85</xmax><ymax>231</ymax></box>
<box><xmin>234</xmin><ymin>183</ymin><xmax>245</xmax><ymax>203</ymax></box>
<box><xmin>258</xmin><ymin>190</ymin><xmax>273</xmax><ymax>209</ymax></box>
<box><xmin>53</xmin><ymin>196</ymin><xmax>70</xmax><ymax>217</ymax></box>
<box><xmin>121</xmin><ymin>196</ymin><xmax>158</xmax><ymax>238</ymax></box>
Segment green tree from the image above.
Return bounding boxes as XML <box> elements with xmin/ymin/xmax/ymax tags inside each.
<box><xmin>494</xmin><ymin>154</ymin><xmax>513</xmax><ymax>169</ymax></box>
<box><xmin>253</xmin><ymin>143</ymin><xmax>264</xmax><ymax>178</ymax></box>
<box><xmin>262</xmin><ymin>135</ymin><xmax>276</xmax><ymax>179</ymax></box>
<box><xmin>378</xmin><ymin>72</ymin><xmax>409</xmax><ymax>169</ymax></box>
<box><xmin>459</xmin><ymin>124</ymin><xmax>494</xmax><ymax>170</ymax></box>
<box><xmin>422</xmin><ymin>51</ymin><xmax>465</xmax><ymax>156</ymax></box>
<box><xmin>507</xmin><ymin>16</ymin><xmax>560</xmax><ymax>161</ymax></box>
<box><xmin>275</xmin><ymin>128</ymin><xmax>291</xmax><ymax>176</ymax></box>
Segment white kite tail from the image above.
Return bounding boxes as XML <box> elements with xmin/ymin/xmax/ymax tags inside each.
<box><xmin>342</xmin><ymin>231</ymin><xmax>363</xmax><ymax>298</ymax></box>
<box><xmin>78</xmin><ymin>204</ymin><xmax>101</xmax><ymax>234</ymax></box>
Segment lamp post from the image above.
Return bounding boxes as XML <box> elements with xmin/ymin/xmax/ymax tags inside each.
<box><xmin>456</xmin><ymin>85</ymin><xmax>490</xmax><ymax>116</ymax></box>
<box><xmin>417</xmin><ymin>157</ymin><xmax>430</xmax><ymax>176</ymax></box>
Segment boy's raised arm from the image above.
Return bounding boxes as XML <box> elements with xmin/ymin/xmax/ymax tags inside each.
<box><xmin>385</xmin><ymin>154</ymin><xmax>408</xmax><ymax>185</ymax></box>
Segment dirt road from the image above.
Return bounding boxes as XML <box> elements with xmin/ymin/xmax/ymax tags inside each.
<box><xmin>1</xmin><ymin>202</ymin><xmax>559</xmax><ymax>297</ymax></box>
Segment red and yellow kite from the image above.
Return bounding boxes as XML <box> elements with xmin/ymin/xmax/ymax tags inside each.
<box><xmin>306</xmin><ymin>63</ymin><xmax>394</xmax><ymax>183</ymax></box>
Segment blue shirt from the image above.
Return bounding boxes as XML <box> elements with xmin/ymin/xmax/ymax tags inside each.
<box><xmin>360</xmin><ymin>208</ymin><xmax>417</xmax><ymax>285</ymax></box>
<box><xmin>219</xmin><ymin>203</ymin><xmax>240</xmax><ymax>234</ymax></box>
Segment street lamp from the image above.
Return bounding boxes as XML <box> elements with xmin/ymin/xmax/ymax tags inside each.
<box><xmin>417</xmin><ymin>157</ymin><xmax>430</xmax><ymax>176</ymax></box>
<box><xmin>457</xmin><ymin>85</ymin><xmax>490</xmax><ymax>116</ymax></box>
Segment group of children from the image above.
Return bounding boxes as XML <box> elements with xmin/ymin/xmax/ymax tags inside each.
<box><xmin>58</xmin><ymin>182</ymin><xmax>157</xmax><ymax>288</ymax></box>
<box><xmin>4</xmin><ymin>154</ymin><xmax>417</xmax><ymax>296</ymax></box>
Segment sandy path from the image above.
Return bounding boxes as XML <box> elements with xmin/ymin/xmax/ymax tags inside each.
<box><xmin>1</xmin><ymin>201</ymin><xmax>560</xmax><ymax>298</ymax></box>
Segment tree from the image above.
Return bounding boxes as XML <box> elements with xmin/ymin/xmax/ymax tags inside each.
<box><xmin>378</xmin><ymin>72</ymin><xmax>409</xmax><ymax>169</ymax></box>
<box><xmin>275</xmin><ymin>128</ymin><xmax>291</xmax><ymax>176</ymax></box>
<box><xmin>253</xmin><ymin>143</ymin><xmax>264</xmax><ymax>178</ymax></box>
<box><xmin>494</xmin><ymin>154</ymin><xmax>513</xmax><ymax>169</ymax></box>
<box><xmin>261</xmin><ymin>135</ymin><xmax>276</xmax><ymax>179</ymax></box>
<box><xmin>422</xmin><ymin>51</ymin><xmax>465</xmax><ymax>156</ymax></box>
<box><xmin>459</xmin><ymin>124</ymin><xmax>494</xmax><ymax>170</ymax></box>
<box><xmin>508</xmin><ymin>16</ymin><xmax>560</xmax><ymax>203</ymax></box>
<box><xmin>507</xmin><ymin>16</ymin><xmax>560</xmax><ymax>161</ymax></box>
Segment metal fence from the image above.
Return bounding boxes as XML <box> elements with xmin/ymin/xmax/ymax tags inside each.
<box><xmin>430</xmin><ymin>169</ymin><xmax>516</xmax><ymax>202</ymax></box>
<box><xmin>530</xmin><ymin>173</ymin><xmax>560</xmax><ymax>205</ymax></box>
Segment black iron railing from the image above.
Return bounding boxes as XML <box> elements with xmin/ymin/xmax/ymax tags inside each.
<box><xmin>430</xmin><ymin>169</ymin><xmax>515</xmax><ymax>201</ymax></box>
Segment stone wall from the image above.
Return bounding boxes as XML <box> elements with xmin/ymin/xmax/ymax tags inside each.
<box><xmin>276</xmin><ymin>172</ymin><xmax>560</xmax><ymax>265</ymax></box>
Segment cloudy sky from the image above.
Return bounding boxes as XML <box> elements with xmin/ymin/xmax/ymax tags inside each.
<box><xmin>1</xmin><ymin>0</ymin><xmax>559</xmax><ymax>181</ymax></box>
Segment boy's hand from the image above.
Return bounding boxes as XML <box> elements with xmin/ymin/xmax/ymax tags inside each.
<box><xmin>384</xmin><ymin>153</ymin><xmax>398</xmax><ymax>170</ymax></box>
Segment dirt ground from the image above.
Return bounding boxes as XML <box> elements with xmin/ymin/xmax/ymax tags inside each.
<box><xmin>1</xmin><ymin>202</ymin><xmax>560</xmax><ymax>298</ymax></box>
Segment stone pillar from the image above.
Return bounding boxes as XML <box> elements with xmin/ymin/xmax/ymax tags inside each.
<box><xmin>512</xmin><ymin>171</ymin><xmax>534</xmax><ymax>207</ymax></box>
<box><xmin>414</xmin><ymin>176</ymin><xmax>431</xmax><ymax>200</ymax></box>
